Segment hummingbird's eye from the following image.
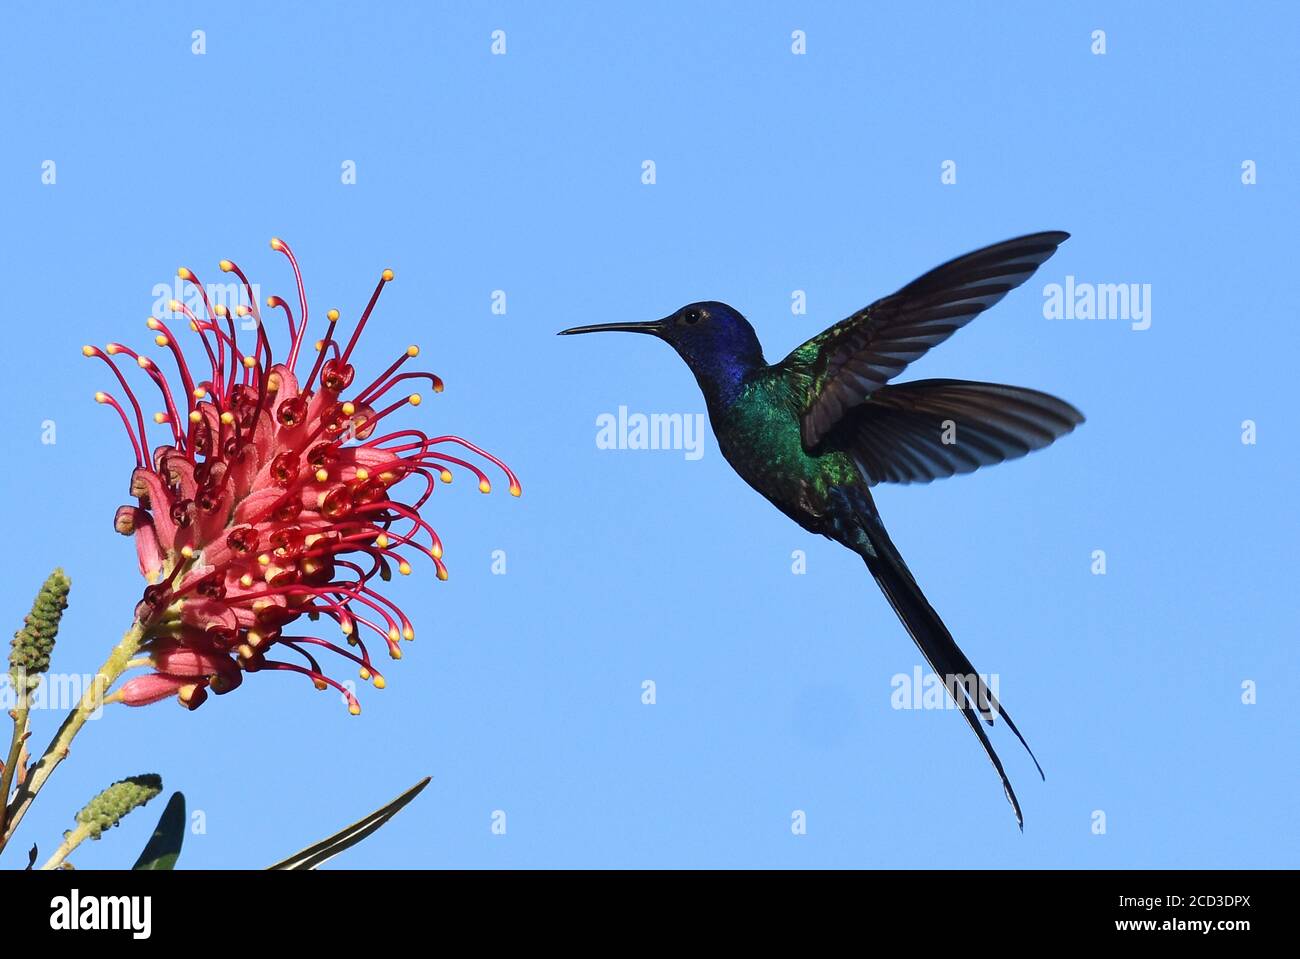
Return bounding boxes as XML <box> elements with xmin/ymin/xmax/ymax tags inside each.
<box><xmin>682</xmin><ymin>308</ymin><xmax>702</xmax><ymax>325</ymax></box>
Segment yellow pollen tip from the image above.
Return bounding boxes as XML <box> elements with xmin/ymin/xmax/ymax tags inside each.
<box><xmin>189</xmin><ymin>321</ymin><xmax>198</xmax><ymax>332</ymax></box>
<box><xmin>177</xmin><ymin>268</ymin><xmax>192</xmax><ymax>281</ymax></box>
<box><xmin>341</xmin><ymin>401</ymin><xmax>356</xmax><ymax>416</ymax></box>
<box><xmin>146</xmin><ymin>318</ymin><xmax>161</xmax><ymax>330</ymax></box>
<box><xmin>327</xmin><ymin>309</ymin><xmax>340</xmax><ymax>322</ymax></box>
<box><xmin>188</xmin><ymin>411</ymin><xmax>202</xmax><ymax>423</ymax></box>
<box><xmin>236</xmin><ymin>305</ymin><xmax>250</xmax><ymax>316</ymax></box>
<box><xmin>359</xmin><ymin>667</ymin><xmax>372</xmax><ymax>681</ymax></box>
<box><xmin>155</xmin><ymin>335</ymin><xmax>169</xmax><ymax>347</ymax></box>
<box><xmin>180</xmin><ymin>545</ymin><xmax>194</xmax><ymax>559</ymax></box>
<box><xmin>136</xmin><ymin>356</ymin><xmax>151</xmax><ymax>369</ymax></box>
<box><xmin>312</xmin><ymin>678</ymin><xmax>327</xmax><ymax>691</ymax></box>
<box><xmin>407</xmin><ymin>345</ymin><xmax>419</xmax><ymax>357</ymax></box>
<box><xmin>219</xmin><ymin>259</ymin><xmax>234</xmax><ymax>272</ymax></box>
<box><xmin>389</xmin><ymin>646</ymin><xmax>403</xmax><ymax>661</ymax></box>
<box><xmin>382</xmin><ymin>269</ymin><xmax>395</xmax><ymax>282</ymax></box>
<box><xmin>431</xmin><ymin>543</ymin><xmax>442</xmax><ymax>559</ymax></box>
<box><xmin>349</xmin><ymin>702</ymin><xmax>362</xmax><ymax>715</ymax></box>
<box><xmin>398</xmin><ymin>562</ymin><xmax>412</xmax><ymax>576</ymax></box>
<box><xmin>387</xmin><ymin>628</ymin><xmax>400</xmax><ymax>643</ymax></box>
<box><xmin>314</xmin><ymin>340</ymin><xmax>323</xmax><ymax>352</ymax></box>
<box><xmin>265</xmin><ymin>296</ymin><xmax>275</xmax><ymax>307</ymax></box>
<box><xmin>243</xmin><ymin>355</ymin><xmax>256</xmax><ymax>368</ymax></box>
<box><xmin>437</xmin><ymin>566</ymin><xmax>449</xmax><ymax>582</ymax></box>
<box><xmin>340</xmin><ymin>621</ymin><xmax>353</xmax><ymax>636</ymax></box>
<box><xmin>220</xmin><ymin>411</ymin><xmax>235</xmax><ymax>425</ymax></box>
<box><xmin>82</xmin><ymin>345</ymin><xmax>95</xmax><ymax>357</ymax></box>
<box><xmin>168</xmin><ymin>299</ymin><xmax>182</xmax><ymax>312</ymax></box>
<box><xmin>355</xmin><ymin>468</ymin><xmax>369</xmax><ymax>481</ymax></box>
<box><xmin>240</xmin><ymin>574</ymin><xmax>254</xmax><ymax>587</ymax></box>
<box><xmin>315</xmin><ymin>468</ymin><xmax>329</xmax><ymax>483</ymax></box>
<box><xmin>270</xmin><ymin>237</ymin><xmax>284</xmax><ymax>251</ymax></box>
<box><xmin>105</xmin><ymin>343</ymin><xmax>120</xmax><ymax>355</ymax></box>
<box><xmin>214</xmin><ymin>304</ymin><xmax>228</xmax><ymax>317</ymax></box>
<box><xmin>192</xmin><ymin>386</ymin><xmax>206</xmax><ymax>398</ymax></box>
<box><xmin>375</xmin><ymin>533</ymin><xmax>389</xmax><ymax>548</ymax></box>
<box><xmin>408</xmin><ymin>393</ymin><xmax>421</xmax><ymax>406</ymax></box>
<box><xmin>479</xmin><ymin>479</ymin><xmax>492</xmax><ymax>494</ymax></box>
<box><xmin>153</xmin><ymin>412</ymin><xmax>168</xmax><ymax>424</ymax></box>
<box><xmin>373</xmin><ymin>676</ymin><xmax>387</xmax><ymax>690</ymax></box>
<box><xmin>440</xmin><ymin>470</ymin><xmax>453</xmax><ymax>484</ymax></box>
<box><xmin>402</xmin><ymin>626</ymin><xmax>414</xmax><ymax>641</ymax></box>
<box><xmin>94</xmin><ymin>391</ymin><xmax>108</xmax><ymax>404</ymax></box>
<box><xmin>257</xmin><ymin>553</ymin><xmax>270</xmax><ymax>566</ymax></box>
<box><xmin>509</xmin><ymin>482</ymin><xmax>522</xmax><ymax>497</ymax></box>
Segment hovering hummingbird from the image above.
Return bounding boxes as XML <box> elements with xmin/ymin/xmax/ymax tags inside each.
<box><xmin>560</xmin><ymin>232</ymin><xmax>1083</xmax><ymax>827</ymax></box>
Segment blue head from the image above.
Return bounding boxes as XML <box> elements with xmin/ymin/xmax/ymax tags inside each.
<box><xmin>559</xmin><ymin>301</ymin><xmax>766</xmax><ymax>404</ymax></box>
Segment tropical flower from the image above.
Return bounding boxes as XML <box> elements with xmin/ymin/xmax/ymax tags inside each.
<box><xmin>84</xmin><ymin>239</ymin><xmax>519</xmax><ymax>714</ymax></box>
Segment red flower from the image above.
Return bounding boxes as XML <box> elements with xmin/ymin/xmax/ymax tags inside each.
<box><xmin>87</xmin><ymin>239</ymin><xmax>519</xmax><ymax>714</ymax></box>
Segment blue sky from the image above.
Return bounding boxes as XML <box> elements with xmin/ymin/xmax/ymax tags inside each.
<box><xmin>0</xmin><ymin>1</ymin><xmax>1295</xmax><ymax>868</ymax></box>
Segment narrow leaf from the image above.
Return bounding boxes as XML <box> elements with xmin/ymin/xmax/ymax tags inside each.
<box><xmin>132</xmin><ymin>791</ymin><xmax>186</xmax><ymax>870</ymax></box>
<box><xmin>267</xmin><ymin>776</ymin><xmax>430</xmax><ymax>870</ymax></box>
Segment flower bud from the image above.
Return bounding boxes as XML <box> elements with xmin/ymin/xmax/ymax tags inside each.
<box><xmin>8</xmin><ymin>568</ymin><xmax>71</xmax><ymax>691</ymax></box>
<box><xmin>75</xmin><ymin>774</ymin><xmax>163</xmax><ymax>840</ymax></box>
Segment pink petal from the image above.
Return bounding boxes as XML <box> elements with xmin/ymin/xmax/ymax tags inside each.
<box><xmin>129</xmin><ymin>466</ymin><xmax>179</xmax><ymax>549</ymax></box>
<box><xmin>131</xmin><ymin>513</ymin><xmax>165</xmax><ymax>581</ymax></box>
<box><xmin>120</xmin><ymin>673</ymin><xmax>187</xmax><ymax>707</ymax></box>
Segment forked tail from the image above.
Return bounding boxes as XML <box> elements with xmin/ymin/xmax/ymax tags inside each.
<box><xmin>857</xmin><ymin>510</ymin><xmax>1044</xmax><ymax>829</ymax></box>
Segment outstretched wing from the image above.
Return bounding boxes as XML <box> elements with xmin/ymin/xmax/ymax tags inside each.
<box><xmin>784</xmin><ymin>232</ymin><xmax>1069</xmax><ymax>450</ymax></box>
<box><xmin>848</xmin><ymin>379</ymin><xmax>1084</xmax><ymax>486</ymax></box>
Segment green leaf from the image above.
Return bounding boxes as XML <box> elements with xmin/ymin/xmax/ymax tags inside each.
<box><xmin>132</xmin><ymin>791</ymin><xmax>185</xmax><ymax>870</ymax></box>
<box><xmin>266</xmin><ymin>776</ymin><xmax>430</xmax><ymax>870</ymax></box>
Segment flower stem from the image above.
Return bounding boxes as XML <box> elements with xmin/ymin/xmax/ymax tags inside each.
<box><xmin>38</xmin><ymin>821</ymin><xmax>91</xmax><ymax>870</ymax></box>
<box><xmin>0</xmin><ymin>687</ymin><xmax>31</xmax><ymax>841</ymax></box>
<box><xmin>0</xmin><ymin>620</ymin><xmax>145</xmax><ymax>855</ymax></box>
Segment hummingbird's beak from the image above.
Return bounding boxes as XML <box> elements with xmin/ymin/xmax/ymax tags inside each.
<box><xmin>557</xmin><ymin>318</ymin><xmax>667</xmax><ymax>337</ymax></box>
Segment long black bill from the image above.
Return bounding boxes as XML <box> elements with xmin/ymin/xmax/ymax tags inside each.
<box><xmin>557</xmin><ymin>320</ymin><xmax>666</xmax><ymax>336</ymax></box>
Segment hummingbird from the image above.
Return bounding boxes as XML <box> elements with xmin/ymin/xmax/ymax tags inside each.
<box><xmin>559</xmin><ymin>232</ymin><xmax>1083</xmax><ymax>828</ymax></box>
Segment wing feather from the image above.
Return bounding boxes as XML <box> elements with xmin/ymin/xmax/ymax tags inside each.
<box><xmin>788</xmin><ymin>232</ymin><xmax>1070</xmax><ymax>449</ymax></box>
<box><xmin>847</xmin><ymin>379</ymin><xmax>1084</xmax><ymax>486</ymax></box>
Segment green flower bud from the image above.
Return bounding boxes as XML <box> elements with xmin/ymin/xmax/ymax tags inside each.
<box><xmin>76</xmin><ymin>774</ymin><xmax>163</xmax><ymax>841</ymax></box>
<box><xmin>9</xmin><ymin>568</ymin><xmax>71</xmax><ymax>690</ymax></box>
